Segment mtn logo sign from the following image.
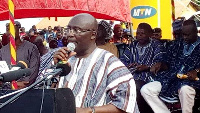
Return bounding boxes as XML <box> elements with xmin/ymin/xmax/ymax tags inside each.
<box><xmin>131</xmin><ymin>6</ymin><xmax>157</xmax><ymax>19</ymax></box>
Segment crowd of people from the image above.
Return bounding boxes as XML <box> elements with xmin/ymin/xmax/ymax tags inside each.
<box><xmin>0</xmin><ymin>13</ymin><xmax>200</xmax><ymax>113</ymax></box>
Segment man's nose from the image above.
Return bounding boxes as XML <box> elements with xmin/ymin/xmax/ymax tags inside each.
<box><xmin>67</xmin><ymin>31</ymin><xmax>75</xmax><ymax>38</ymax></box>
<box><xmin>67</xmin><ymin>32</ymin><xmax>76</xmax><ymax>41</ymax></box>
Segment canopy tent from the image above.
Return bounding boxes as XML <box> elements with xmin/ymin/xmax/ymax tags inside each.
<box><xmin>0</xmin><ymin>0</ymin><xmax>131</xmax><ymax>22</ymax></box>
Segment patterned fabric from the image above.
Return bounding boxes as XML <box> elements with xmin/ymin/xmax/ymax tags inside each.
<box><xmin>37</xmin><ymin>48</ymin><xmax>59</xmax><ymax>80</ymax></box>
<box><xmin>99</xmin><ymin>20</ymin><xmax>112</xmax><ymax>39</ymax></box>
<box><xmin>120</xmin><ymin>39</ymin><xmax>166</xmax><ymax>82</ymax></box>
<box><xmin>172</xmin><ymin>19</ymin><xmax>184</xmax><ymax>32</ymax></box>
<box><xmin>57</xmin><ymin>39</ymin><xmax>63</xmax><ymax>47</ymax></box>
<box><xmin>155</xmin><ymin>37</ymin><xmax>200</xmax><ymax>98</ymax></box>
<box><xmin>40</xmin><ymin>48</ymin><xmax>138</xmax><ymax>113</ymax></box>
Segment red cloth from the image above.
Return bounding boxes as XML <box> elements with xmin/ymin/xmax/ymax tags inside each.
<box><xmin>0</xmin><ymin>0</ymin><xmax>130</xmax><ymax>22</ymax></box>
<box><xmin>20</xmin><ymin>32</ymin><xmax>26</xmax><ymax>37</ymax></box>
<box><xmin>109</xmin><ymin>37</ymin><xmax>128</xmax><ymax>44</ymax></box>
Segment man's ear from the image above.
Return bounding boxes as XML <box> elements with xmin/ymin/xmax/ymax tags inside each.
<box><xmin>91</xmin><ymin>32</ymin><xmax>97</xmax><ymax>39</ymax></box>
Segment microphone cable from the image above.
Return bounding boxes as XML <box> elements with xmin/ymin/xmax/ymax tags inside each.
<box><xmin>39</xmin><ymin>81</ymin><xmax>46</xmax><ymax>113</ymax></box>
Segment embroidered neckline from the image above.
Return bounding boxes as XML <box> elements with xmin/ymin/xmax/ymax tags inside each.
<box><xmin>183</xmin><ymin>37</ymin><xmax>200</xmax><ymax>56</ymax></box>
<box><xmin>136</xmin><ymin>39</ymin><xmax>151</xmax><ymax>56</ymax></box>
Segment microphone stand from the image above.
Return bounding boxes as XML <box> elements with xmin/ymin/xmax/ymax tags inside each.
<box><xmin>0</xmin><ymin>87</ymin><xmax>28</xmax><ymax>100</ymax></box>
<box><xmin>0</xmin><ymin>68</ymin><xmax>62</xmax><ymax>109</ymax></box>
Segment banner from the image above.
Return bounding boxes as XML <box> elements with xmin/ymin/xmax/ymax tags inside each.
<box><xmin>130</xmin><ymin>0</ymin><xmax>174</xmax><ymax>40</ymax></box>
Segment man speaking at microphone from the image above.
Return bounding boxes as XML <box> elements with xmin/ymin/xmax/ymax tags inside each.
<box><xmin>0</xmin><ymin>21</ymin><xmax>40</xmax><ymax>89</ymax></box>
<box><xmin>49</xmin><ymin>13</ymin><xmax>139</xmax><ymax>113</ymax></box>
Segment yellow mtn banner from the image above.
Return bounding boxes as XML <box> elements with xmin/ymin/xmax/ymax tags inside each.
<box><xmin>131</xmin><ymin>0</ymin><xmax>174</xmax><ymax>40</ymax></box>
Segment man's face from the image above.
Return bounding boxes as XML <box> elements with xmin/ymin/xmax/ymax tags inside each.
<box><xmin>62</xmin><ymin>36</ymin><xmax>68</xmax><ymax>46</ymax></box>
<box><xmin>152</xmin><ymin>32</ymin><xmax>162</xmax><ymax>40</ymax></box>
<box><xmin>57</xmin><ymin>26</ymin><xmax>61</xmax><ymax>32</ymax></box>
<box><xmin>21</xmin><ymin>27</ymin><xmax>25</xmax><ymax>32</ymax></box>
<box><xmin>33</xmin><ymin>37</ymin><xmax>43</xmax><ymax>47</ymax></box>
<box><xmin>32</xmin><ymin>25</ymin><xmax>36</xmax><ymax>30</ymax></box>
<box><xmin>48</xmin><ymin>26</ymin><xmax>52</xmax><ymax>31</ymax></box>
<box><xmin>49</xmin><ymin>40</ymin><xmax>58</xmax><ymax>49</ymax></box>
<box><xmin>48</xmin><ymin>35</ymin><xmax>54</xmax><ymax>42</ymax></box>
<box><xmin>6</xmin><ymin>23</ymin><xmax>9</xmax><ymax>32</ymax></box>
<box><xmin>56</xmin><ymin>32</ymin><xmax>62</xmax><ymax>40</ymax></box>
<box><xmin>96</xmin><ymin>25</ymin><xmax>106</xmax><ymax>39</ymax></box>
<box><xmin>113</xmin><ymin>27</ymin><xmax>123</xmax><ymax>38</ymax></box>
<box><xmin>182</xmin><ymin>25</ymin><xmax>197</xmax><ymax>44</ymax></box>
<box><xmin>66</xmin><ymin>17</ymin><xmax>95</xmax><ymax>53</ymax></box>
<box><xmin>136</xmin><ymin>28</ymin><xmax>150</xmax><ymax>44</ymax></box>
<box><xmin>29</xmin><ymin>31</ymin><xmax>34</xmax><ymax>36</ymax></box>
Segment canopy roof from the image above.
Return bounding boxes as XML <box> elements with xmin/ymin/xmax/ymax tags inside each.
<box><xmin>0</xmin><ymin>0</ymin><xmax>131</xmax><ymax>22</ymax></box>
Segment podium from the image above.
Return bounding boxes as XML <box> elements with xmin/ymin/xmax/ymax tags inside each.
<box><xmin>0</xmin><ymin>88</ymin><xmax>75</xmax><ymax>113</ymax></box>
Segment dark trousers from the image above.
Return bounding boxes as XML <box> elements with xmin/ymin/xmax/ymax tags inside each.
<box><xmin>135</xmin><ymin>80</ymin><xmax>154</xmax><ymax>113</ymax></box>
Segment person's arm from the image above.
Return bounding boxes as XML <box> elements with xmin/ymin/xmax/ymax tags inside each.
<box><xmin>150</xmin><ymin>62</ymin><xmax>168</xmax><ymax>75</ymax></box>
<box><xmin>76</xmin><ymin>104</ymin><xmax>126</xmax><ymax>113</ymax></box>
<box><xmin>151</xmin><ymin>40</ymin><xmax>167</xmax><ymax>74</ymax></box>
<box><xmin>135</xmin><ymin>64</ymin><xmax>150</xmax><ymax>72</ymax></box>
<box><xmin>103</xmin><ymin>57</ymin><xmax>137</xmax><ymax>113</ymax></box>
<box><xmin>24</xmin><ymin>45</ymin><xmax>40</xmax><ymax>85</ymax></box>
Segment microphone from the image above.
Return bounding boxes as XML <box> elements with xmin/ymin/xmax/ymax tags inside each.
<box><xmin>47</xmin><ymin>43</ymin><xmax>74</xmax><ymax>78</ymax></box>
<box><xmin>0</xmin><ymin>68</ymin><xmax>31</xmax><ymax>82</ymax></box>
<box><xmin>58</xmin><ymin>42</ymin><xmax>76</xmax><ymax>64</ymax></box>
<box><xmin>36</xmin><ymin>64</ymin><xmax>71</xmax><ymax>89</ymax></box>
<box><xmin>56</xmin><ymin>43</ymin><xmax>75</xmax><ymax>76</ymax></box>
<box><xmin>67</xmin><ymin>42</ymin><xmax>76</xmax><ymax>52</ymax></box>
<box><xmin>56</xmin><ymin>64</ymin><xmax>71</xmax><ymax>76</ymax></box>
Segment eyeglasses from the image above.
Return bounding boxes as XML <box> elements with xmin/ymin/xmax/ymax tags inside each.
<box><xmin>65</xmin><ymin>27</ymin><xmax>94</xmax><ymax>35</ymax></box>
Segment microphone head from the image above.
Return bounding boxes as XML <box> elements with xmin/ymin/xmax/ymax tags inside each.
<box><xmin>1</xmin><ymin>68</ymin><xmax>31</xmax><ymax>82</ymax></box>
<box><xmin>56</xmin><ymin>64</ymin><xmax>71</xmax><ymax>76</ymax></box>
<box><xmin>67</xmin><ymin>43</ymin><xmax>76</xmax><ymax>52</ymax></box>
<box><xmin>17</xmin><ymin>61</ymin><xmax>28</xmax><ymax>69</ymax></box>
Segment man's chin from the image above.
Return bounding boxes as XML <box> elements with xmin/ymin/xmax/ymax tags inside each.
<box><xmin>184</xmin><ymin>40</ymin><xmax>190</xmax><ymax>44</ymax></box>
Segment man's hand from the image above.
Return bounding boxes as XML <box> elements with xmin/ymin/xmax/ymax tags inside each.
<box><xmin>53</xmin><ymin>47</ymin><xmax>76</xmax><ymax>64</ymax></box>
<box><xmin>150</xmin><ymin>62</ymin><xmax>162</xmax><ymax>75</ymax></box>
<box><xmin>17</xmin><ymin>81</ymin><xmax>29</xmax><ymax>89</ymax></box>
<box><xmin>76</xmin><ymin>107</ymin><xmax>91</xmax><ymax>113</ymax></box>
<box><xmin>136</xmin><ymin>64</ymin><xmax>149</xmax><ymax>72</ymax></box>
<box><xmin>127</xmin><ymin>63</ymin><xmax>137</xmax><ymax>69</ymax></box>
<box><xmin>187</xmin><ymin>70</ymin><xmax>199</xmax><ymax>81</ymax></box>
